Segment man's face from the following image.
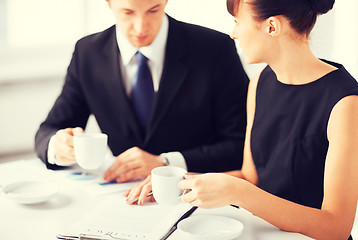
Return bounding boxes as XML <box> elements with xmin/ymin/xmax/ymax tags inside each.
<box><xmin>107</xmin><ymin>0</ymin><xmax>167</xmax><ymax>47</ymax></box>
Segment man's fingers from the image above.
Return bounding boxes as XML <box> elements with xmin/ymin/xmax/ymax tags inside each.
<box><xmin>54</xmin><ymin>140</ymin><xmax>76</xmax><ymax>163</ymax></box>
<box><xmin>63</xmin><ymin>128</ymin><xmax>73</xmax><ymax>134</ymax></box>
<box><xmin>104</xmin><ymin>147</ymin><xmax>155</xmax><ymax>182</ymax></box>
<box><xmin>116</xmin><ymin>168</ymin><xmax>141</xmax><ymax>183</ymax></box>
<box><xmin>55</xmin><ymin>141</ymin><xmax>75</xmax><ymax>155</ymax></box>
<box><xmin>56</xmin><ymin>129</ymin><xmax>75</xmax><ymax>147</ymax></box>
<box><xmin>117</xmin><ymin>147</ymin><xmax>139</xmax><ymax>161</ymax></box>
<box><xmin>104</xmin><ymin>152</ymin><xmax>137</xmax><ymax>180</ymax></box>
<box><xmin>105</xmin><ymin>160</ymin><xmax>140</xmax><ymax>182</ymax></box>
<box><xmin>104</xmin><ymin>156</ymin><xmax>126</xmax><ymax>180</ymax></box>
<box><xmin>54</xmin><ymin>150</ymin><xmax>76</xmax><ymax>164</ymax></box>
<box><xmin>73</xmin><ymin>127</ymin><xmax>84</xmax><ymax>135</ymax></box>
<box><xmin>53</xmin><ymin>127</ymin><xmax>84</xmax><ymax>164</ymax></box>
<box><xmin>116</xmin><ymin>160</ymin><xmax>140</xmax><ymax>174</ymax></box>
<box><xmin>104</xmin><ymin>161</ymin><xmax>120</xmax><ymax>180</ymax></box>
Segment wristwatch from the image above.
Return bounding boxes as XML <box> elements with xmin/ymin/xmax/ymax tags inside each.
<box><xmin>160</xmin><ymin>154</ymin><xmax>169</xmax><ymax>166</ymax></box>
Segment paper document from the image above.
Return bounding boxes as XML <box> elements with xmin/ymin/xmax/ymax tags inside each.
<box><xmin>79</xmin><ymin>178</ymin><xmax>138</xmax><ymax>196</ymax></box>
<box><xmin>0</xmin><ymin>159</ymin><xmax>138</xmax><ymax>197</ymax></box>
<box><xmin>57</xmin><ymin>196</ymin><xmax>194</xmax><ymax>240</ymax></box>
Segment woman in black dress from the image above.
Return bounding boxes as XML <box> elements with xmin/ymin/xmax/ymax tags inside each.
<box><xmin>178</xmin><ymin>0</ymin><xmax>358</xmax><ymax>239</ymax></box>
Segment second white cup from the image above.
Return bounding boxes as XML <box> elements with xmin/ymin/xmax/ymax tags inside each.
<box><xmin>151</xmin><ymin>166</ymin><xmax>187</xmax><ymax>206</ymax></box>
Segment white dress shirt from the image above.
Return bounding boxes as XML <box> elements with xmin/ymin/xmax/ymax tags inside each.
<box><xmin>48</xmin><ymin>15</ymin><xmax>187</xmax><ymax>170</ymax></box>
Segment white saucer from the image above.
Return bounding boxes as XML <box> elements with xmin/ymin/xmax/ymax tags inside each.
<box><xmin>177</xmin><ymin>215</ymin><xmax>244</xmax><ymax>240</ymax></box>
<box><xmin>2</xmin><ymin>180</ymin><xmax>58</xmax><ymax>204</ymax></box>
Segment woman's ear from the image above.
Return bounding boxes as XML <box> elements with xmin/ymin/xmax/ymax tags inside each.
<box><xmin>264</xmin><ymin>16</ymin><xmax>281</xmax><ymax>37</ymax></box>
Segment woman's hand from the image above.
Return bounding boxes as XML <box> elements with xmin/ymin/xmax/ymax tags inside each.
<box><xmin>124</xmin><ymin>175</ymin><xmax>154</xmax><ymax>205</ymax></box>
<box><xmin>178</xmin><ymin>173</ymin><xmax>240</xmax><ymax>208</ymax></box>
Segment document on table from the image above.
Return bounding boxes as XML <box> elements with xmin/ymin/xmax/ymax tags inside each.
<box><xmin>57</xmin><ymin>196</ymin><xmax>195</xmax><ymax>240</ymax></box>
<box><xmin>75</xmin><ymin>176</ymin><xmax>138</xmax><ymax>196</ymax></box>
<box><xmin>0</xmin><ymin>158</ymin><xmax>137</xmax><ymax>197</ymax></box>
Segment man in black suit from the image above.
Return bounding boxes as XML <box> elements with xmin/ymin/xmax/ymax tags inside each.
<box><xmin>35</xmin><ymin>0</ymin><xmax>249</xmax><ymax>183</ymax></box>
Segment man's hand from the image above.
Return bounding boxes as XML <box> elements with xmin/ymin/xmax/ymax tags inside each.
<box><xmin>54</xmin><ymin>127</ymin><xmax>83</xmax><ymax>164</ymax></box>
<box><xmin>103</xmin><ymin>147</ymin><xmax>163</xmax><ymax>183</ymax></box>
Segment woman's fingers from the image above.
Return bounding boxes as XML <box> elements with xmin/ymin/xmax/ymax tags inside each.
<box><xmin>126</xmin><ymin>176</ymin><xmax>152</xmax><ymax>205</ymax></box>
<box><xmin>137</xmin><ymin>182</ymin><xmax>152</xmax><ymax>205</ymax></box>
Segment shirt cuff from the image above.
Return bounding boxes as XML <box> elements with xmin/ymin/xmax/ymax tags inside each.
<box><xmin>47</xmin><ymin>135</ymin><xmax>76</xmax><ymax>167</ymax></box>
<box><xmin>160</xmin><ymin>152</ymin><xmax>187</xmax><ymax>171</ymax></box>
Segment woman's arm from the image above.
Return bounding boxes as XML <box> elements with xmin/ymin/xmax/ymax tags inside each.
<box><xmin>225</xmin><ymin>72</ymin><xmax>261</xmax><ymax>185</ymax></box>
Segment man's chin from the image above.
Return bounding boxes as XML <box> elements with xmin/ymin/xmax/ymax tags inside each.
<box><xmin>130</xmin><ymin>39</ymin><xmax>153</xmax><ymax>48</ymax></box>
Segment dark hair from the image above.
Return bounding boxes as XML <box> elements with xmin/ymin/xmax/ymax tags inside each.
<box><xmin>227</xmin><ymin>0</ymin><xmax>335</xmax><ymax>35</ymax></box>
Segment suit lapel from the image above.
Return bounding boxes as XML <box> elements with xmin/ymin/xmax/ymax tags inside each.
<box><xmin>101</xmin><ymin>26</ymin><xmax>144</xmax><ymax>141</ymax></box>
<box><xmin>145</xmin><ymin>17</ymin><xmax>189</xmax><ymax>143</ymax></box>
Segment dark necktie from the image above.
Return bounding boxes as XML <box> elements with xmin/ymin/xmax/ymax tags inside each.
<box><xmin>131</xmin><ymin>52</ymin><xmax>155</xmax><ymax>132</ymax></box>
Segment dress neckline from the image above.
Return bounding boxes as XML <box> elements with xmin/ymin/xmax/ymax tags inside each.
<box><xmin>271</xmin><ymin>59</ymin><xmax>343</xmax><ymax>87</ymax></box>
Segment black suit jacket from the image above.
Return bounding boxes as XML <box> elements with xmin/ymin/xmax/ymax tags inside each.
<box><xmin>35</xmin><ymin>16</ymin><xmax>249</xmax><ymax>172</ymax></box>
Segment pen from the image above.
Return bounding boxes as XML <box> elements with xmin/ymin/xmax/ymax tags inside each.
<box><xmin>160</xmin><ymin>206</ymin><xmax>197</xmax><ymax>240</ymax></box>
<box><xmin>98</xmin><ymin>180</ymin><xmax>118</xmax><ymax>186</ymax></box>
<box><xmin>127</xmin><ymin>192</ymin><xmax>153</xmax><ymax>204</ymax></box>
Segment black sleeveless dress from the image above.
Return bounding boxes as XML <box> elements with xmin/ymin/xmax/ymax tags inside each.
<box><xmin>251</xmin><ymin>60</ymin><xmax>358</xmax><ymax>239</ymax></box>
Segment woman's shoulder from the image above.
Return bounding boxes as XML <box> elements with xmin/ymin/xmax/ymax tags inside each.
<box><xmin>320</xmin><ymin>59</ymin><xmax>357</xmax><ymax>87</ymax></box>
<box><xmin>320</xmin><ymin>60</ymin><xmax>358</xmax><ymax>101</ymax></box>
<box><xmin>258</xmin><ymin>65</ymin><xmax>275</xmax><ymax>79</ymax></box>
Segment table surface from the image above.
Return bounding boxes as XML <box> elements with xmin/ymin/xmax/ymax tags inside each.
<box><xmin>0</xmin><ymin>158</ymin><xmax>313</xmax><ymax>240</ymax></box>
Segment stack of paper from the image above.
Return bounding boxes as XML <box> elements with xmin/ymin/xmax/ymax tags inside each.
<box><xmin>58</xmin><ymin>195</ymin><xmax>194</xmax><ymax>240</ymax></box>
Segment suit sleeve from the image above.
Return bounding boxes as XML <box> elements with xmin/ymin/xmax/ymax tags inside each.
<box><xmin>34</xmin><ymin>42</ymin><xmax>91</xmax><ymax>169</ymax></box>
<box><xmin>181</xmin><ymin>38</ymin><xmax>249</xmax><ymax>173</ymax></box>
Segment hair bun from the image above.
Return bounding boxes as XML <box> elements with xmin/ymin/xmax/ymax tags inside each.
<box><xmin>309</xmin><ymin>0</ymin><xmax>335</xmax><ymax>14</ymax></box>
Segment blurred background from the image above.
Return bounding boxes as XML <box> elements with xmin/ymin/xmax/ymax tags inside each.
<box><xmin>0</xmin><ymin>0</ymin><xmax>357</xmax><ymax>161</ymax></box>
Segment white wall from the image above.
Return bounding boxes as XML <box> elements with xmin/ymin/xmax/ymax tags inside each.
<box><xmin>332</xmin><ymin>0</ymin><xmax>358</xmax><ymax>79</ymax></box>
<box><xmin>311</xmin><ymin>0</ymin><xmax>358</xmax><ymax>79</ymax></box>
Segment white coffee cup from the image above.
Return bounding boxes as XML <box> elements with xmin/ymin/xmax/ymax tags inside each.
<box><xmin>74</xmin><ymin>133</ymin><xmax>108</xmax><ymax>170</ymax></box>
<box><xmin>151</xmin><ymin>166</ymin><xmax>187</xmax><ymax>206</ymax></box>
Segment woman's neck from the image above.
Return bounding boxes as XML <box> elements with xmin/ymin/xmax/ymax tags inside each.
<box><xmin>267</xmin><ymin>39</ymin><xmax>337</xmax><ymax>85</ymax></box>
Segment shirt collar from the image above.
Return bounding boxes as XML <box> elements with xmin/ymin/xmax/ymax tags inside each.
<box><xmin>116</xmin><ymin>15</ymin><xmax>169</xmax><ymax>66</ymax></box>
